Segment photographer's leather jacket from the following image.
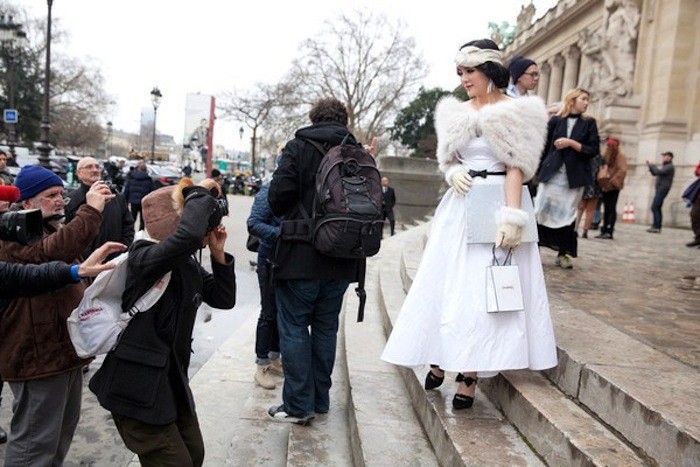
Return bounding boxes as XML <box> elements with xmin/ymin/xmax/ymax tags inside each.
<box><xmin>0</xmin><ymin>204</ymin><xmax>102</xmax><ymax>381</ymax></box>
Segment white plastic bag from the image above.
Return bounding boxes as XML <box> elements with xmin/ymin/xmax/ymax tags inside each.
<box><xmin>67</xmin><ymin>252</ymin><xmax>171</xmax><ymax>358</ymax></box>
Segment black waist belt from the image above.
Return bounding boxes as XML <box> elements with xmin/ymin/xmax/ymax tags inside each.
<box><xmin>468</xmin><ymin>169</ymin><xmax>507</xmax><ymax>178</ymax></box>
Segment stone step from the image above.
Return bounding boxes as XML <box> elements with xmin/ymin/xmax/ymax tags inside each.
<box><xmin>341</xmin><ymin>258</ymin><xmax>439</xmax><ymax>467</ymax></box>
<box><xmin>397</xmin><ymin>223</ymin><xmax>700</xmax><ymax>466</ymax></box>
<box><xmin>193</xmin><ymin>309</ymin><xmax>354</xmax><ymax>466</ymax></box>
<box><xmin>376</xmin><ymin>231</ymin><xmax>543</xmax><ymax>466</ymax></box>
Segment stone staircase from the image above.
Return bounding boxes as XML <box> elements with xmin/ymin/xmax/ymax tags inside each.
<box><xmin>188</xmin><ymin>222</ymin><xmax>698</xmax><ymax>466</ymax></box>
<box><xmin>363</xmin><ymin>222</ymin><xmax>699</xmax><ymax>467</ymax></box>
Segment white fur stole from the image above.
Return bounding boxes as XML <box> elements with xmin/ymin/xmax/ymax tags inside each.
<box><xmin>434</xmin><ymin>96</ymin><xmax>547</xmax><ymax>182</ymax></box>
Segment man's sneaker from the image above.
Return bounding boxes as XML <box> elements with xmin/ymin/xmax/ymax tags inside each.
<box><xmin>555</xmin><ymin>254</ymin><xmax>573</xmax><ymax>269</ymax></box>
<box><xmin>686</xmin><ymin>239</ymin><xmax>700</xmax><ymax>248</ymax></box>
<box><xmin>267</xmin><ymin>405</ymin><xmax>314</xmax><ymax>426</ymax></box>
<box><xmin>646</xmin><ymin>227</ymin><xmax>661</xmax><ymax>233</ymax></box>
<box><xmin>269</xmin><ymin>358</ymin><xmax>284</xmax><ymax>377</ymax></box>
<box><xmin>254</xmin><ymin>365</ymin><xmax>276</xmax><ymax>390</ymax></box>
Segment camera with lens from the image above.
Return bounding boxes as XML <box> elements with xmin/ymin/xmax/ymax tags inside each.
<box><xmin>0</xmin><ymin>209</ymin><xmax>44</xmax><ymax>245</ymax></box>
<box><xmin>103</xmin><ymin>181</ymin><xmax>119</xmax><ymax>194</ymax></box>
<box><xmin>207</xmin><ymin>197</ymin><xmax>229</xmax><ymax>232</ymax></box>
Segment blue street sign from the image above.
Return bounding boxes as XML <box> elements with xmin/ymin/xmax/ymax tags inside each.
<box><xmin>3</xmin><ymin>109</ymin><xmax>18</xmax><ymax>124</ymax></box>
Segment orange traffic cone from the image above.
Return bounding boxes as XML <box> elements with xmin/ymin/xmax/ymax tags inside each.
<box><xmin>622</xmin><ymin>202</ymin><xmax>631</xmax><ymax>223</ymax></box>
<box><xmin>628</xmin><ymin>202</ymin><xmax>636</xmax><ymax>223</ymax></box>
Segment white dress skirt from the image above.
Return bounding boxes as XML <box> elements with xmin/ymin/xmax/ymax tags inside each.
<box><xmin>381</xmin><ymin>138</ymin><xmax>558</xmax><ymax>377</ymax></box>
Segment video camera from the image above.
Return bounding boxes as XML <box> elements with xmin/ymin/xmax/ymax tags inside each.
<box><xmin>0</xmin><ymin>185</ymin><xmax>44</xmax><ymax>245</ymax></box>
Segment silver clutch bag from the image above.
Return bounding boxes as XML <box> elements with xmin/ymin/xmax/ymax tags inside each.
<box><xmin>465</xmin><ymin>184</ymin><xmax>538</xmax><ymax>244</ymax></box>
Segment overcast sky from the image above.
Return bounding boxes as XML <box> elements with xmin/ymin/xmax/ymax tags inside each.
<box><xmin>22</xmin><ymin>0</ymin><xmax>558</xmax><ymax>151</ymax></box>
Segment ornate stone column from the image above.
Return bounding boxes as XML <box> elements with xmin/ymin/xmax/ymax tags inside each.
<box><xmin>547</xmin><ymin>54</ymin><xmax>565</xmax><ymax>104</ymax></box>
<box><xmin>538</xmin><ymin>61</ymin><xmax>551</xmax><ymax>102</ymax></box>
<box><xmin>562</xmin><ymin>45</ymin><xmax>581</xmax><ymax>94</ymax></box>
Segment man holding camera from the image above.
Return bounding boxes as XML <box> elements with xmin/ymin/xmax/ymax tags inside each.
<box><xmin>0</xmin><ymin>165</ymin><xmax>113</xmax><ymax>466</ymax></box>
<box><xmin>66</xmin><ymin>156</ymin><xmax>134</xmax><ymax>260</ymax></box>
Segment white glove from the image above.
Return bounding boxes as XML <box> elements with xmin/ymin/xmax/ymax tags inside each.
<box><xmin>494</xmin><ymin>207</ymin><xmax>529</xmax><ymax>250</ymax></box>
<box><xmin>495</xmin><ymin>223</ymin><xmax>523</xmax><ymax>249</ymax></box>
<box><xmin>450</xmin><ymin>171</ymin><xmax>473</xmax><ymax>196</ymax></box>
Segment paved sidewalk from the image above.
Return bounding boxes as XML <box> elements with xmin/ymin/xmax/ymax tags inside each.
<box><xmin>538</xmin><ymin>222</ymin><xmax>700</xmax><ymax>369</ymax></box>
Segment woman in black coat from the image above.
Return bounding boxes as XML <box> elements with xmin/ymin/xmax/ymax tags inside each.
<box><xmin>535</xmin><ymin>88</ymin><xmax>600</xmax><ymax>269</ymax></box>
<box><xmin>90</xmin><ymin>179</ymin><xmax>236</xmax><ymax>467</ymax></box>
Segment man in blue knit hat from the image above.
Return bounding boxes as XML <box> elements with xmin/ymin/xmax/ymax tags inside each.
<box><xmin>0</xmin><ymin>165</ymin><xmax>114</xmax><ymax>466</ymax></box>
<box><xmin>507</xmin><ymin>55</ymin><xmax>539</xmax><ymax>97</ymax></box>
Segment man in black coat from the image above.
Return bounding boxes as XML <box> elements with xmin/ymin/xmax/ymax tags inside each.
<box><xmin>381</xmin><ymin>176</ymin><xmax>397</xmax><ymax>236</ymax></box>
<box><xmin>267</xmin><ymin>98</ymin><xmax>360</xmax><ymax>425</ymax></box>
<box><xmin>66</xmin><ymin>157</ymin><xmax>134</xmax><ymax>260</ymax></box>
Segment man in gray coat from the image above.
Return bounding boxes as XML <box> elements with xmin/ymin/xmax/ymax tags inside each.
<box><xmin>646</xmin><ymin>151</ymin><xmax>675</xmax><ymax>233</ymax></box>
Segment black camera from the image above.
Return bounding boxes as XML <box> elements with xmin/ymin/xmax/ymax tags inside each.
<box><xmin>103</xmin><ymin>181</ymin><xmax>119</xmax><ymax>194</ymax></box>
<box><xmin>0</xmin><ymin>209</ymin><xmax>44</xmax><ymax>245</ymax></box>
<box><xmin>207</xmin><ymin>197</ymin><xmax>229</xmax><ymax>232</ymax></box>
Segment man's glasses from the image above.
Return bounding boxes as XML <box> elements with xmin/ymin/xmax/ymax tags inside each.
<box><xmin>78</xmin><ymin>164</ymin><xmax>100</xmax><ymax>170</ymax></box>
<box><xmin>36</xmin><ymin>192</ymin><xmax>69</xmax><ymax>204</ymax></box>
<box><xmin>522</xmin><ymin>72</ymin><xmax>540</xmax><ymax>78</ymax></box>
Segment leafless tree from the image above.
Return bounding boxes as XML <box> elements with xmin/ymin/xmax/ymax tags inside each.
<box><xmin>282</xmin><ymin>10</ymin><xmax>428</xmax><ymax>144</ymax></box>
<box><xmin>218</xmin><ymin>81</ymin><xmax>296</xmax><ymax>173</ymax></box>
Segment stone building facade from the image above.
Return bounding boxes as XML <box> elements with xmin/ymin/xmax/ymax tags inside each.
<box><xmin>506</xmin><ymin>0</ymin><xmax>700</xmax><ymax>227</ymax></box>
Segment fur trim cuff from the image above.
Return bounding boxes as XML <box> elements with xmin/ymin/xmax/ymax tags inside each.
<box><xmin>495</xmin><ymin>206</ymin><xmax>529</xmax><ymax>226</ymax></box>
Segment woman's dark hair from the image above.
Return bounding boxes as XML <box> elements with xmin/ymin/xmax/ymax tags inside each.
<box><xmin>309</xmin><ymin>98</ymin><xmax>348</xmax><ymax>125</ymax></box>
<box><xmin>459</xmin><ymin>39</ymin><xmax>510</xmax><ymax>89</ymax></box>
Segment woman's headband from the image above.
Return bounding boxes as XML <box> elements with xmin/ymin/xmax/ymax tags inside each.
<box><xmin>455</xmin><ymin>46</ymin><xmax>503</xmax><ymax>68</ymax></box>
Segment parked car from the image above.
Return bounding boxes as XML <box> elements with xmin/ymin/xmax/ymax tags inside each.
<box><xmin>11</xmin><ymin>154</ymin><xmax>69</xmax><ymax>186</ymax></box>
<box><xmin>147</xmin><ymin>164</ymin><xmax>181</xmax><ymax>188</ymax></box>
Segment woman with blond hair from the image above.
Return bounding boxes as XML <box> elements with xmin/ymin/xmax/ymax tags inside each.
<box><xmin>595</xmin><ymin>137</ymin><xmax>627</xmax><ymax>239</ymax></box>
<box><xmin>535</xmin><ymin>88</ymin><xmax>600</xmax><ymax>268</ymax></box>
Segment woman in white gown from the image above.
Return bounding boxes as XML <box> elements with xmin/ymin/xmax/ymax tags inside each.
<box><xmin>381</xmin><ymin>39</ymin><xmax>558</xmax><ymax>409</ymax></box>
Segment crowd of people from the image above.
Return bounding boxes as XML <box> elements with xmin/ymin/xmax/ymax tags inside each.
<box><xmin>0</xmin><ymin>34</ymin><xmax>697</xmax><ymax>467</ymax></box>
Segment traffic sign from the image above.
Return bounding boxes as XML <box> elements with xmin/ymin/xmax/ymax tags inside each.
<box><xmin>3</xmin><ymin>109</ymin><xmax>18</xmax><ymax>124</ymax></box>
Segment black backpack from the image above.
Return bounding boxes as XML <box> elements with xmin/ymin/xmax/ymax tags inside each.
<box><xmin>296</xmin><ymin>135</ymin><xmax>384</xmax><ymax>321</ymax></box>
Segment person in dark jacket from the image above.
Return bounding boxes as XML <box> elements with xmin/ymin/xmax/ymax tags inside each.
<box><xmin>535</xmin><ymin>88</ymin><xmax>600</xmax><ymax>269</ymax></box>
<box><xmin>381</xmin><ymin>176</ymin><xmax>397</xmax><ymax>236</ymax></box>
<box><xmin>645</xmin><ymin>151</ymin><xmax>675</xmax><ymax>233</ymax></box>
<box><xmin>66</xmin><ymin>156</ymin><xmax>135</xmax><ymax>260</ymax></box>
<box><xmin>122</xmin><ymin>160</ymin><xmax>155</xmax><ymax>230</ymax></box>
<box><xmin>267</xmin><ymin>98</ymin><xmax>361</xmax><ymax>425</ymax></box>
<box><xmin>246</xmin><ymin>183</ymin><xmax>282</xmax><ymax>389</ymax></box>
<box><xmin>89</xmin><ymin>178</ymin><xmax>236</xmax><ymax>467</ymax></box>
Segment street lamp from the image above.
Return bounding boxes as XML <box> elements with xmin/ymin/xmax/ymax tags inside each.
<box><xmin>0</xmin><ymin>15</ymin><xmax>28</xmax><ymax>160</ymax></box>
<box><xmin>106</xmin><ymin>121</ymin><xmax>113</xmax><ymax>158</ymax></box>
<box><xmin>37</xmin><ymin>0</ymin><xmax>54</xmax><ymax>168</ymax></box>
<box><xmin>150</xmin><ymin>86</ymin><xmax>162</xmax><ymax>163</ymax></box>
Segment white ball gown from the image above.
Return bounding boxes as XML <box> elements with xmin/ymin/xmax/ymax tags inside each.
<box><xmin>381</xmin><ymin>138</ymin><xmax>558</xmax><ymax>377</ymax></box>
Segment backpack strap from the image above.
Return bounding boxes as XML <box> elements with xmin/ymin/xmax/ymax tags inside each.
<box><xmin>355</xmin><ymin>259</ymin><xmax>367</xmax><ymax>322</ymax></box>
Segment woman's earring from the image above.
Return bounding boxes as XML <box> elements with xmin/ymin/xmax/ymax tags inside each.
<box><xmin>487</xmin><ymin>80</ymin><xmax>494</xmax><ymax>94</ymax></box>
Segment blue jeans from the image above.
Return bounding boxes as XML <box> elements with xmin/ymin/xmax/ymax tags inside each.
<box><xmin>275</xmin><ymin>279</ymin><xmax>350</xmax><ymax>418</ymax></box>
<box><xmin>255</xmin><ymin>251</ymin><xmax>279</xmax><ymax>365</ymax></box>
<box><xmin>651</xmin><ymin>188</ymin><xmax>670</xmax><ymax>229</ymax></box>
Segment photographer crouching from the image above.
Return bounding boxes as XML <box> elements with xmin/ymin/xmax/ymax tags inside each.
<box><xmin>89</xmin><ymin>178</ymin><xmax>236</xmax><ymax>467</ymax></box>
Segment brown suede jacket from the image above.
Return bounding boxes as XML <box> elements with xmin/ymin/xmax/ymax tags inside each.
<box><xmin>0</xmin><ymin>204</ymin><xmax>102</xmax><ymax>381</ymax></box>
<box><xmin>600</xmin><ymin>150</ymin><xmax>628</xmax><ymax>192</ymax></box>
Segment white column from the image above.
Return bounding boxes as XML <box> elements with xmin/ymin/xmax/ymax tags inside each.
<box><xmin>547</xmin><ymin>54</ymin><xmax>565</xmax><ymax>104</ymax></box>
<box><xmin>562</xmin><ymin>45</ymin><xmax>581</xmax><ymax>93</ymax></box>
<box><xmin>538</xmin><ymin>62</ymin><xmax>551</xmax><ymax>102</ymax></box>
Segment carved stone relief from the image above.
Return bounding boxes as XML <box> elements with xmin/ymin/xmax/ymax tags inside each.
<box><xmin>516</xmin><ymin>1</ymin><xmax>537</xmax><ymax>32</ymax></box>
<box><xmin>578</xmin><ymin>0</ymin><xmax>641</xmax><ymax>103</ymax></box>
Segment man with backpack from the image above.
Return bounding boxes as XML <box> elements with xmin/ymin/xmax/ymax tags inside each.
<box><xmin>267</xmin><ymin>98</ymin><xmax>380</xmax><ymax>425</ymax></box>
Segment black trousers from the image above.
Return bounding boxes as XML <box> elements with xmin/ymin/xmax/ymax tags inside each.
<box><xmin>601</xmin><ymin>190</ymin><xmax>621</xmax><ymax>235</ymax></box>
<box><xmin>383</xmin><ymin>208</ymin><xmax>395</xmax><ymax>235</ymax></box>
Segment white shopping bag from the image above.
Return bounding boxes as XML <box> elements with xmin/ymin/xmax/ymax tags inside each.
<box><xmin>485</xmin><ymin>247</ymin><xmax>524</xmax><ymax>313</ymax></box>
<box><xmin>66</xmin><ymin>252</ymin><xmax>171</xmax><ymax>358</ymax></box>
